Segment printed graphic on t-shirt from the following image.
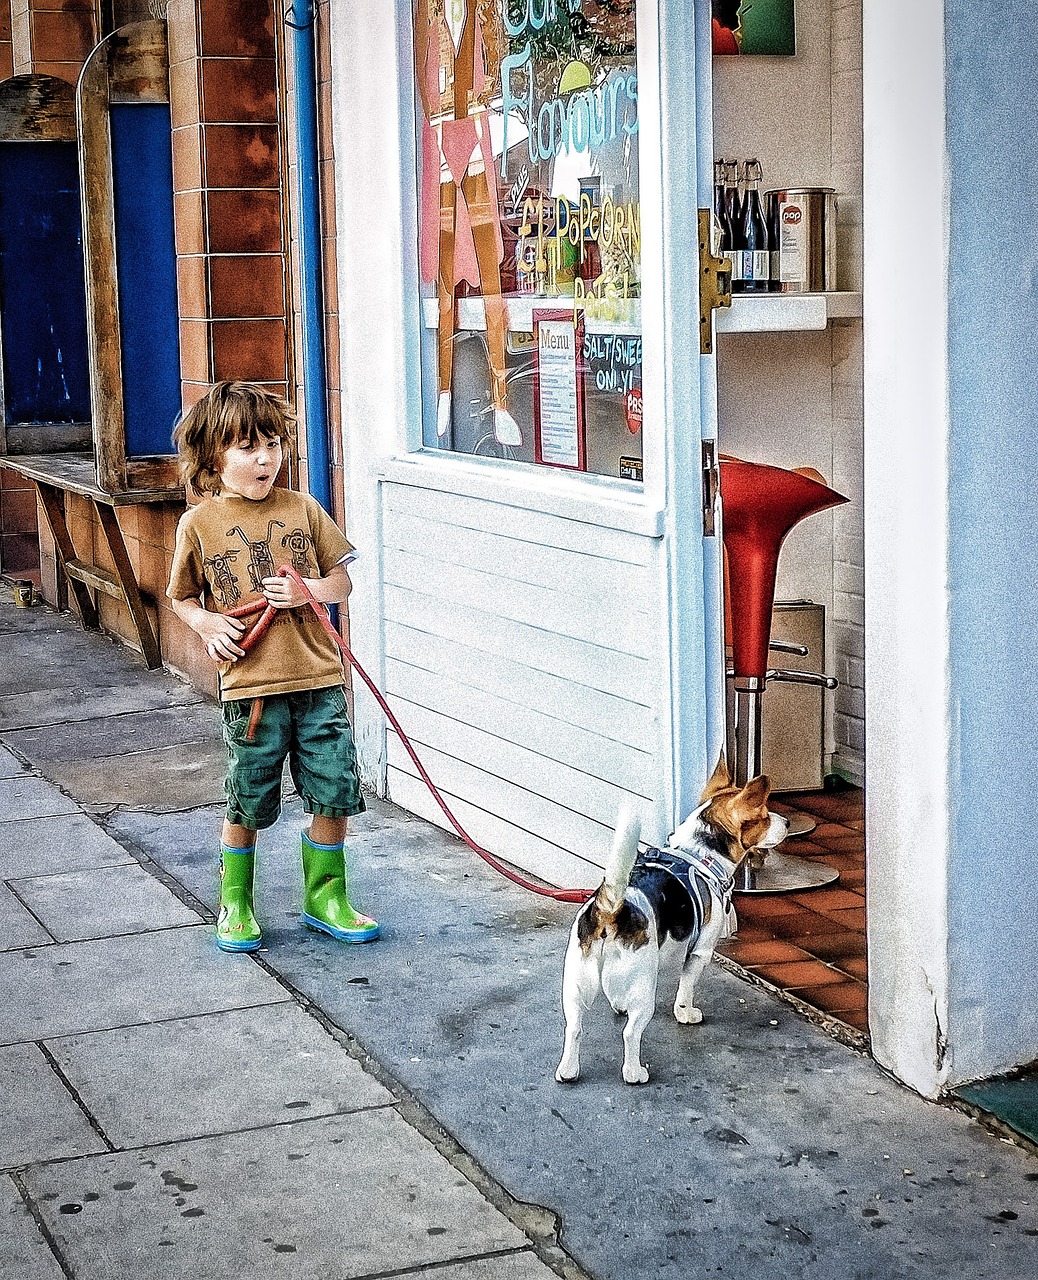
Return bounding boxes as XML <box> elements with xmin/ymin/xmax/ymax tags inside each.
<box><xmin>227</xmin><ymin>520</ymin><xmax>286</xmax><ymax>592</ymax></box>
<box><xmin>203</xmin><ymin>548</ymin><xmax>243</xmax><ymax>607</ymax></box>
<box><xmin>280</xmin><ymin>528</ymin><xmax>317</xmax><ymax>577</ymax></box>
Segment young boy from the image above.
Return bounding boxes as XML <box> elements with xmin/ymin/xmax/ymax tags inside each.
<box><xmin>167</xmin><ymin>380</ymin><xmax>379</xmax><ymax>953</ymax></box>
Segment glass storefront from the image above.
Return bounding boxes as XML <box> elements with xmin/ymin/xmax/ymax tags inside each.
<box><xmin>414</xmin><ymin>0</ymin><xmax>643</xmax><ymax>479</ymax></box>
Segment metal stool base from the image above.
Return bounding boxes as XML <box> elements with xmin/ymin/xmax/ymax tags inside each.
<box><xmin>784</xmin><ymin>813</ymin><xmax>817</xmax><ymax>838</ymax></box>
<box><xmin>735</xmin><ymin>850</ymin><xmax>841</xmax><ymax>895</ymax></box>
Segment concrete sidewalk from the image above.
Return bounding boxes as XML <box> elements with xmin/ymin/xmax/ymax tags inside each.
<box><xmin>2</xmin><ymin>584</ymin><xmax>1038</xmax><ymax>1280</ymax></box>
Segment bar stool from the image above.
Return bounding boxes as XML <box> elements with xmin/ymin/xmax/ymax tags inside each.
<box><xmin>719</xmin><ymin>456</ymin><xmax>848</xmax><ymax>893</ymax></box>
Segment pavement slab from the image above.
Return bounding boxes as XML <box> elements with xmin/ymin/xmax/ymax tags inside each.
<box><xmin>0</xmin><ymin>1043</ymin><xmax>108</xmax><ymax>1168</ymax></box>
<box><xmin>2</xmin><ymin>703</ymin><xmax>221</xmax><ymax>765</ymax></box>
<box><xmin>11</xmin><ymin>863</ymin><xmax>201</xmax><ymax>942</ymax></box>
<box><xmin>25</xmin><ymin>1109</ymin><xmax>529</xmax><ymax>1280</ymax></box>
<box><xmin>46</xmin><ymin>1004</ymin><xmax>394</xmax><ymax>1147</ymax></box>
<box><xmin>0</xmin><ymin>676</ymin><xmax>202</xmax><ymax>734</ymax></box>
<box><xmin>0</xmin><ymin>775</ymin><xmax>79</xmax><ymax>822</ymax></box>
<box><xmin>40</xmin><ymin>739</ymin><xmax>228</xmax><ymax>812</ymax></box>
<box><xmin>115</xmin><ymin>799</ymin><xmax>1038</xmax><ymax>1280</ymax></box>
<box><xmin>0</xmin><ymin>1176</ymin><xmax>65</xmax><ymax>1280</ymax></box>
<box><xmin>0</xmin><ymin>744</ymin><xmax>25</xmax><ymax>778</ymax></box>
<box><xmin>0</xmin><ymin>882</ymin><xmax>51</xmax><ymax>950</ymax></box>
<box><xmin>406</xmin><ymin>1258</ymin><xmax>560</xmax><ymax>1280</ymax></box>
<box><xmin>0</xmin><ymin>814</ymin><xmax>133</xmax><ymax>880</ymax></box>
<box><xmin>0</xmin><ymin>927</ymin><xmax>290</xmax><ymax>1045</ymax></box>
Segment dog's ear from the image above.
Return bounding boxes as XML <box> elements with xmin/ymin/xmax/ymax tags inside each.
<box><xmin>700</xmin><ymin>750</ymin><xmax>732</xmax><ymax>802</ymax></box>
<box><xmin>740</xmin><ymin>774</ymin><xmax>771</xmax><ymax>807</ymax></box>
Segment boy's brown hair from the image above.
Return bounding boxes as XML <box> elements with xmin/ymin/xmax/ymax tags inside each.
<box><xmin>173</xmin><ymin>381</ymin><xmax>296</xmax><ymax>494</ymax></box>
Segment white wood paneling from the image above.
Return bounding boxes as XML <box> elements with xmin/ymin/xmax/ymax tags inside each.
<box><xmin>380</xmin><ymin>480</ymin><xmax>667</xmax><ymax>871</ymax></box>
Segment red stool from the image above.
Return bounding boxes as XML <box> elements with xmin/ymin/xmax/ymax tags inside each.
<box><xmin>720</xmin><ymin>456</ymin><xmax>848</xmax><ymax>893</ymax></box>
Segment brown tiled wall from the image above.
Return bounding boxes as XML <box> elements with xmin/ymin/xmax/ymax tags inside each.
<box><xmin>10</xmin><ymin>0</ymin><xmax>98</xmax><ymax>83</ymax></box>
<box><xmin>0</xmin><ymin>468</ymin><xmax>40</xmax><ymax>585</ymax></box>
<box><xmin>0</xmin><ymin>5</ymin><xmax>13</xmax><ymax>80</ymax></box>
<box><xmin>167</xmin><ymin>0</ymin><xmax>289</xmax><ymax>408</ymax></box>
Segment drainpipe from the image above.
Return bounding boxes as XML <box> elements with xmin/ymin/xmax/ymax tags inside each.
<box><xmin>286</xmin><ymin>1</ymin><xmax>332</xmax><ymax>513</ymax></box>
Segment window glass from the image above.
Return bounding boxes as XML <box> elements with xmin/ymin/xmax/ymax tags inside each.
<box><xmin>414</xmin><ymin>1</ymin><xmax>642</xmax><ymax>481</ymax></box>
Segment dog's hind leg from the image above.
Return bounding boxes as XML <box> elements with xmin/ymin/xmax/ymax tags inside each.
<box><xmin>673</xmin><ymin>945</ymin><xmax>712</xmax><ymax>1025</ymax></box>
<box><xmin>556</xmin><ymin>950</ymin><xmax>599</xmax><ymax>1083</ymax></box>
<box><xmin>620</xmin><ymin>964</ymin><xmax>657</xmax><ymax>1085</ymax></box>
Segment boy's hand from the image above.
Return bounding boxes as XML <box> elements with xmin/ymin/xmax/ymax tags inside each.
<box><xmin>261</xmin><ymin>574</ymin><xmax>309</xmax><ymax>609</ymax></box>
<box><xmin>196</xmin><ymin>610</ymin><xmax>247</xmax><ymax>662</ymax></box>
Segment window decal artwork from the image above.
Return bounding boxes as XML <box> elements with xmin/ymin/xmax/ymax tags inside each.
<box><xmin>414</xmin><ymin>1</ymin><xmax>643</xmax><ymax>480</ymax></box>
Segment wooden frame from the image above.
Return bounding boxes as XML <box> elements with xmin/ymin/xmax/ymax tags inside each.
<box><xmin>0</xmin><ymin>74</ymin><xmax>91</xmax><ymax>457</ymax></box>
<box><xmin>78</xmin><ymin>19</ymin><xmax>179</xmax><ymax>495</ymax></box>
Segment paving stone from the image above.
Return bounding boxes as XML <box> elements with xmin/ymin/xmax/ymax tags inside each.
<box><xmin>0</xmin><ymin>1175</ymin><xmax>64</xmax><ymax>1280</ymax></box>
<box><xmin>25</xmin><ymin>1110</ymin><xmax>526</xmax><ymax>1279</ymax></box>
<box><xmin>0</xmin><ymin>927</ymin><xmax>290</xmax><ymax>1045</ymax></box>
<box><xmin>11</xmin><ymin>864</ymin><xmax>201</xmax><ymax>943</ymax></box>
<box><xmin>0</xmin><ymin>776</ymin><xmax>78</xmax><ymax>822</ymax></box>
<box><xmin>0</xmin><ymin>677</ymin><xmax>202</xmax><ymax>733</ymax></box>
<box><xmin>0</xmin><ymin>745</ymin><xmax>25</xmax><ymax>778</ymax></box>
<box><xmin>39</xmin><ymin>741</ymin><xmax>228</xmax><ymax>812</ymax></box>
<box><xmin>0</xmin><ymin>815</ymin><xmax>133</xmax><ymax>880</ymax></box>
<box><xmin>0</xmin><ymin>883</ymin><xmax>50</xmax><ymax>951</ymax></box>
<box><xmin>3</xmin><ymin>704</ymin><xmax>222</xmax><ymax>765</ymax></box>
<box><xmin>0</xmin><ymin>1044</ymin><xmax>107</xmax><ymax>1168</ymax></box>
<box><xmin>47</xmin><ymin>1004</ymin><xmax>393</xmax><ymax>1147</ymax></box>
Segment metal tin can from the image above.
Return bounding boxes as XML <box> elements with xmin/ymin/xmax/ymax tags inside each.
<box><xmin>765</xmin><ymin>187</ymin><xmax>837</xmax><ymax>292</ymax></box>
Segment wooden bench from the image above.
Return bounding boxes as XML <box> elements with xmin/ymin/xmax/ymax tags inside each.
<box><xmin>0</xmin><ymin>452</ymin><xmax>181</xmax><ymax>670</ymax></box>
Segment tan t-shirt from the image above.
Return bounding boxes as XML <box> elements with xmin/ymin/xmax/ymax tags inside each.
<box><xmin>167</xmin><ymin>488</ymin><xmax>354</xmax><ymax>702</ymax></box>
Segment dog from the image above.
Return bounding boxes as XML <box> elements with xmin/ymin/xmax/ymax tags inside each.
<box><xmin>555</xmin><ymin>756</ymin><xmax>789</xmax><ymax>1085</ymax></box>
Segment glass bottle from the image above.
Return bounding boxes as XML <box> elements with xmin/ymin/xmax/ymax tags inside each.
<box><xmin>739</xmin><ymin>158</ymin><xmax>769</xmax><ymax>294</ymax></box>
<box><xmin>713</xmin><ymin>157</ymin><xmax>733</xmax><ymax>267</ymax></box>
<box><xmin>766</xmin><ymin>190</ymin><xmax>782</xmax><ymax>291</ymax></box>
<box><xmin>725</xmin><ymin>160</ymin><xmax>744</xmax><ymax>293</ymax></box>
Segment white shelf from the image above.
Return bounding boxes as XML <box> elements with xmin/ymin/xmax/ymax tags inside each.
<box><xmin>421</xmin><ymin>291</ymin><xmax>862</xmax><ymax>335</ymax></box>
<box><xmin>717</xmin><ymin>291</ymin><xmax>863</xmax><ymax>332</ymax></box>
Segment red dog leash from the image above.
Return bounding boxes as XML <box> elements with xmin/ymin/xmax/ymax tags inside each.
<box><xmin>232</xmin><ymin>566</ymin><xmax>591</xmax><ymax>904</ymax></box>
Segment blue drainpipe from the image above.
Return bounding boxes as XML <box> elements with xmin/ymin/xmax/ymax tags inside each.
<box><xmin>286</xmin><ymin>1</ymin><xmax>332</xmax><ymax>514</ymax></box>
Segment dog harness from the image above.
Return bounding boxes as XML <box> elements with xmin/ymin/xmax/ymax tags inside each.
<box><xmin>635</xmin><ymin>845</ymin><xmax>737</xmax><ymax>939</ymax></box>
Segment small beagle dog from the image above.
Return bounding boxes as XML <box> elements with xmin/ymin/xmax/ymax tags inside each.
<box><xmin>555</xmin><ymin>756</ymin><xmax>788</xmax><ymax>1085</ymax></box>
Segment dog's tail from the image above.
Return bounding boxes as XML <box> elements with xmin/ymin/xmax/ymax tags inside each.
<box><xmin>597</xmin><ymin>806</ymin><xmax>641</xmax><ymax>916</ymax></box>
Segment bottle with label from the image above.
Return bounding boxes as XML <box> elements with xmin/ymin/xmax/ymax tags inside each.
<box><xmin>725</xmin><ymin>159</ymin><xmax>744</xmax><ymax>292</ymax></box>
<box><xmin>738</xmin><ymin>158</ymin><xmax>769</xmax><ymax>294</ymax></box>
<box><xmin>713</xmin><ymin>157</ymin><xmax>733</xmax><ymax>272</ymax></box>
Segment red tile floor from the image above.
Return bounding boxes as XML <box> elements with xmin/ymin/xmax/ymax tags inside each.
<box><xmin>717</xmin><ymin>785</ymin><xmax>868</xmax><ymax>1035</ymax></box>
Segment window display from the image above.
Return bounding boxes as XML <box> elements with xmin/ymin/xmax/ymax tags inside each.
<box><xmin>414</xmin><ymin>0</ymin><xmax>642</xmax><ymax>479</ymax></box>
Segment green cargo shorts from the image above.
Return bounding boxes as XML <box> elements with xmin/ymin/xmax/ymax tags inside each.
<box><xmin>221</xmin><ymin>686</ymin><xmax>366</xmax><ymax>831</ymax></box>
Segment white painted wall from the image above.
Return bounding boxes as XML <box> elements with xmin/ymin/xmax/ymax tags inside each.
<box><xmin>862</xmin><ymin>0</ymin><xmax>951</xmax><ymax>1097</ymax></box>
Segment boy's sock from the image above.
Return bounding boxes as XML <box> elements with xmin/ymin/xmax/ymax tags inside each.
<box><xmin>300</xmin><ymin>832</ymin><xmax>380</xmax><ymax>943</ymax></box>
<box><xmin>216</xmin><ymin>844</ymin><xmax>262</xmax><ymax>953</ymax></box>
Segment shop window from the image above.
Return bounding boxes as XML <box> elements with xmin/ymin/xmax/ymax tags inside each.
<box><xmin>414</xmin><ymin>0</ymin><xmax>642</xmax><ymax>480</ymax></box>
<box><xmin>0</xmin><ymin>140</ymin><xmax>91</xmax><ymax>428</ymax></box>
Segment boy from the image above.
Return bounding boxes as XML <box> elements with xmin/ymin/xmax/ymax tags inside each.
<box><xmin>167</xmin><ymin>381</ymin><xmax>379</xmax><ymax>953</ymax></box>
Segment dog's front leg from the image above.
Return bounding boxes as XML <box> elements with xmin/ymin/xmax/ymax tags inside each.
<box><xmin>673</xmin><ymin>944</ymin><xmax>712</xmax><ymax>1025</ymax></box>
<box><xmin>556</xmin><ymin>945</ymin><xmax>599</xmax><ymax>1083</ymax></box>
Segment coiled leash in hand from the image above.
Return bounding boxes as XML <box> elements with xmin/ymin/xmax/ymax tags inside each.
<box><xmin>228</xmin><ymin>564</ymin><xmax>592</xmax><ymax>904</ymax></box>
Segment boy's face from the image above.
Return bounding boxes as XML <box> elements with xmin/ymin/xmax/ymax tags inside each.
<box><xmin>218</xmin><ymin>435</ymin><xmax>283</xmax><ymax>501</ymax></box>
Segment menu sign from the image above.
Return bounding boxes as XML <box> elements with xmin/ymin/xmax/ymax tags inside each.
<box><xmin>533</xmin><ymin>310</ymin><xmax>586</xmax><ymax>470</ymax></box>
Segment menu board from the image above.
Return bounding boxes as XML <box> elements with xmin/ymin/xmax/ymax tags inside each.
<box><xmin>533</xmin><ymin>310</ymin><xmax>586</xmax><ymax>470</ymax></box>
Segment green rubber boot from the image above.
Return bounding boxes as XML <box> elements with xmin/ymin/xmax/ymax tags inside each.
<box><xmin>300</xmin><ymin>833</ymin><xmax>380</xmax><ymax>943</ymax></box>
<box><xmin>216</xmin><ymin>844</ymin><xmax>262</xmax><ymax>953</ymax></box>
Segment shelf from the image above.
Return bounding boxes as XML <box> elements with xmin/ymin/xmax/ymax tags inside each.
<box><xmin>422</xmin><ymin>291</ymin><xmax>862</xmax><ymax>336</ymax></box>
<box><xmin>718</xmin><ymin>291</ymin><xmax>863</xmax><ymax>332</ymax></box>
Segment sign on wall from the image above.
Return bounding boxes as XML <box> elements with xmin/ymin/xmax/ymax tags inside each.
<box><xmin>712</xmin><ymin>0</ymin><xmax>796</xmax><ymax>56</ymax></box>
